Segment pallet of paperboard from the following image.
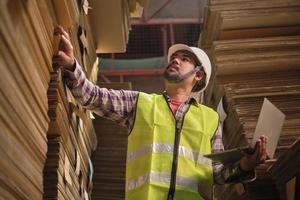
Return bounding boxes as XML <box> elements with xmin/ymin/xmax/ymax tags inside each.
<box><xmin>0</xmin><ymin>1</ymin><xmax>52</xmax><ymax>199</ymax></box>
<box><xmin>209</xmin><ymin>74</ymin><xmax>300</xmax><ymax>200</ymax></box>
<box><xmin>43</xmin><ymin>0</ymin><xmax>98</xmax><ymax>197</ymax></box>
<box><xmin>200</xmin><ymin>0</ymin><xmax>300</xmax><ymax>47</ymax></box>
<box><xmin>46</xmin><ymin>2</ymin><xmax>98</xmax><ymax>198</ymax></box>
<box><xmin>268</xmin><ymin>138</ymin><xmax>300</xmax><ymax>188</ymax></box>
<box><xmin>89</xmin><ymin>0</ymin><xmax>143</xmax><ymax>53</ymax></box>
<box><xmin>45</xmin><ymin>69</ymin><xmax>96</xmax><ymax>199</ymax></box>
<box><xmin>209</xmin><ymin>71</ymin><xmax>300</xmax><ymax>198</ymax></box>
<box><xmin>199</xmin><ymin>1</ymin><xmax>300</xmax><ymax>199</ymax></box>
<box><xmin>91</xmin><ymin>82</ymin><xmax>132</xmax><ymax>200</ymax></box>
<box><xmin>205</xmin><ymin>36</ymin><xmax>300</xmax><ymax>105</ymax></box>
<box><xmin>1</xmin><ymin>0</ymin><xmax>150</xmax><ymax>199</ymax></box>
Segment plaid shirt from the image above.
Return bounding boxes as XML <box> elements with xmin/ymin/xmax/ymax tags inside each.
<box><xmin>65</xmin><ymin>62</ymin><xmax>255</xmax><ymax>188</ymax></box>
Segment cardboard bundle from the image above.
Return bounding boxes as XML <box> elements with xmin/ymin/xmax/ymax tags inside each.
<box><xmin>88</xmin><ymin>0</ymin><xmax>132</xmax><ymax>53</ymax></box>
<box><xmin>205</xmin><ymin>36</ymin><xmax>300</xmax><ymax>158</ymax></box>
<box><xmin>0</xmin><ymin>1</ymin><xmax>50</xmax><ymax>199</ymax></box>
<box><xmin>88</xmin><ymin>0</ymin><xmax>148</xmax><ymax>53</ymax></box>
<box><xmin>268</xmin><ymin>138</ymin><xmax>300</xmax><ymax>187</ymax></box>
<box><xmin>200</xmin><ymin>0</ymin><xmax>300</xmax><ymax>48</ymax></box>
<box><xmin>44</xmin><ymin>70</ymin><xmax>97</xmax><ymax>199</ymax></box>
<box><xmin>199</xmin><ymin>1</ymin><xmax>300</xmax><ymax>197</ymax></box>
<box><xmin>0</xmin><ymin>0</ymin><xmax>98</xmax><ymax>199</ymax></box>
<box><xmin>91</xmin><ymin>82</ymin><xmax>132</xmax><ymax>200</ymax></box>
<box><xmin>42</xmin><ymin>1</ymin><xmax>98</xmax><ymax>197</ymax></box>
<box><xmin>206</xmin><ymin>35</ymin><xmax>300</xmax><ymax>108</ymax></box>
<box><xmin>1</xmin><ymin>0</ymin><xmax>152</xmax><ymax>198</ymax></box>
<box><xmin>203</xmin><ymin>37</ymin><xmax>300</xmax><ymax>199</ymax></box>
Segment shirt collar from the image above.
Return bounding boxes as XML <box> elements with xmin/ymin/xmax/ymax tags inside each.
<box><xmin>162</xmin><ymin>91</ymin><xmax>199</xmax><ymax>107</ymax></box>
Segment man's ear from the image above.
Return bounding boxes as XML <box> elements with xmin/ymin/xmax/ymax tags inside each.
<box><xmin>195</xmin><ymin>70</ymin><xmax>204</xmax><ymax>81</ymax></box>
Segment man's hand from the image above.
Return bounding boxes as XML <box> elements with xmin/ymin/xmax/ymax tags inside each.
<box><xmin>240</xmin><ymin>135</ymin><xmax>268</xmax><ymax>171</ymax></box>
<box><xmin>53</xmin><ymin>26</ymin><xmax>75</xmax><ymax>71</ymax></box>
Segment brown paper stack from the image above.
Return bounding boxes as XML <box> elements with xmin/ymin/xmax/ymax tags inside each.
<box><xmin>91</xmin><ymin>82</ymin><xmax>132</xmax><ymax>200</ymax></box>
<box><xmin>88</xmin><ymin>0</ymin><xmax>148</xmax><ymax>54</ymax></box>
<box><xmin>199</xmin><ymin>0</ymin><xmax>300</xmax><ymax>199</ymax></box>
<box><xmin>0</xmin><ymin>1</ymin><xmax>51</xmax><ymax>199</ymax></box>
<box><xmin>43</xmin><ymin>0</ymin><xmax>98</xmax><ymax>198</ymax></box>
<box><xmin>1</xmin><ymin>0</ymin><xmax>150</xmax><ymax>199</ymax></box>
<box><xmin>44</xmin><ymin>70</ymin><xmax>97</xmax><ymax>199</ymax></box>
<box><xmin>0</xmin><ymin>0</ymin><xmax>98</xmax><ymax>199</ymax></box>
<box><xmin>200</xmin><ymin>0</ymin><xmax>300</xmax><ymax>49</ymax></box>
<box><xmin>268</xmin><ymin>138</ymin><xmax>300</xmax><ymax>188</ymax></box>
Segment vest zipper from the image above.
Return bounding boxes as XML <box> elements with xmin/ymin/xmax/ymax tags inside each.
<box><xmin>164</xmin><ymin>95</ymin><xmax>191</xmax><ymax>200</ymax></box>
<box><xmin>167</xmin><ymin>125</ymin><xmax>181</xmax><ymax>200</ymax></box>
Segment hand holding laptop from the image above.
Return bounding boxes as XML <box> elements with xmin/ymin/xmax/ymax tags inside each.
<box><xmin>240</xmin><ymin>135</ymin><xmax>268</xmax><ymax>171</ymax></box>
<box><xmin>204</xmin><ymin>98</ymin><xmax>285</xmax><ymax>167</ymax></box>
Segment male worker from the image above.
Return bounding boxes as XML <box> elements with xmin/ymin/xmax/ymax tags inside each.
<box><xmin>54</xmin><ymin>26</ymin><xmax>268</xmax><ymax>200</ymax></box>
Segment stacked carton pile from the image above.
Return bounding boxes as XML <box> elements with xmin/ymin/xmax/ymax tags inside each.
<box><xmin>1</xmin><ymin>1</ymin><xmax>55</xmax><ymax>199</ymax></box>
<box><xmin>0</xmin><ymin>0</ymin><xmax>149</xmax><ymax>199</ymax></box>
<box><xmin>89</xmin><ymin>0</ymin><xmax>148</xmax><ymax>53</ymax></box>
<box><xmin>91</xmin><ymin>82</ymin><xmax>132</xmax><ymax>200</ymax></box>
<box><xmin>200</xmin><ymin>0</ymin><xmax>300</xmax><ymax>199</ymax></box>
<box><xmin>0</xmin><ymin>0</ymin><xmax>98</xmax><ymax>199</ymax></box>
<box><xmin>44</xmin><ymin>68</ymin><xmax>97</xmax><ymax>199</ymax></box>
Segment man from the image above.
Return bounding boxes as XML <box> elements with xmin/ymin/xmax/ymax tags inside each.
<box><xmin>54</xmin><ymin>26</ymin><xmax>268</xmax><ymax>200</ymax></box>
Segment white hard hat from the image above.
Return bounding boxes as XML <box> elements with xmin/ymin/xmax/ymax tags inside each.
<box><xmin>167</xmin><ymin>44</ymin><xmax>212</xmax><ymax>93</ymax></box>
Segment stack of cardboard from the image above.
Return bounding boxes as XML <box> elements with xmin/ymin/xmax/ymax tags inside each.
<box><xmin>200</xmin><ymin>0</ymin><xmax>300</xmax><ymax>49</ymax></box>
<box><xmin>44</xmin><ymin>69</ymin><xmax>97</xmax><ymax>199</ymax></box>
<box><xmin>0</xmin><ymin>1</ymin><xmax>51</xmax><ymax>199</ymax></box>
<box><xmin>1</xmin><ymin>0</ymin><xmax>150</xmax><ymax>198</ymax></box>
<box><xmin>199</xmin><ymin>0</ymin><xmax>300</xmax><ymax>199</ymax></box>
<box><xmin>91</xmin><ymin>82</ymin><xmax>132</xmax><ymax>200</ymax></box>
<box><xmin>0</xmin><ymin>0</ymin><xmax>98</xmax><ymax>199</ymax></box>
<box><xmin>268</xmin><ymin>138</ymin><xmax>300</xmax><ymax>198</ymax></box>
<box><xmin>89</xmin><ymin>0</ymin><xmax>149</xmax><ymax>53</ymax></box>
<box><xmin>88</xmin><ymin>0</ymin><xmax>131</xmax><ymax>53</ymax></box>
<box><xmin>205</xmin><ymin>36</ymin><xmax>300</xmax><ymax>107</ymax></box>
<box><xmin>43</xmin><ymin>0</ymin><xmax>98</xmax><ymax>199</ymax></box>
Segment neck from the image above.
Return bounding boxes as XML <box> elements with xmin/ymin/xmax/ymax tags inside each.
<box><xmin>165</xmin><ymin>84</ymin><xmax>192</xmax><ymax>102</ymax></box>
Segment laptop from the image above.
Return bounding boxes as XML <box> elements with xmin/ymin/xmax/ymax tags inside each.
<box><xmin>204</xmin><ymin>98</ymin><xmax>285</xmax><ymax>165</ymax></box>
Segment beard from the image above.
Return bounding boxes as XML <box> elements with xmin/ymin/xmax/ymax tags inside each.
<box><xmin>163</xmin><ymin>64</ymin><xmax>182</xmax><ymax>83</ymax></box>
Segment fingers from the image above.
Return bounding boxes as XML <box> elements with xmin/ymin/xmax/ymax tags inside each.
<box><xmin>60</xmin><ymin>34</ymin><xmax>72</xmax><ymax>51</ymax></box>
<box><xmin>54</xmin><ymin>26</ymin><xmax>70</xmax><ymax>41</ymax></box>
<box><xmin>251</xmin><ymin>138</ymin><xmax>263</xmax><ymax>164</ymax></box>
<box><xmin>54</xmin><ymin>26</ymin><xmax>64</xmax><ymax>36</ymax></box>
<box><xmin>261</xmin><ymin>136</ymin><xmax>266</xmax><ymax>159</ymax></box>
<box><xmin>239</xmin><ymin>135</ymin><xmax>269</xmax><ymax>171</ymax></box>
<box><xmin>61</xmin><ymin>28</ymin><xmax>71</xmax><ymax>41</ymax></box>
<box><xmin>256</xmin><ymin>135</ymin><xmax>268</xmax><ymax>164</ymax></box>
<box><xmin>54</xmin><ymin>26</ymin><xmax>72</xmax><ymax>50</ymax></box>
<box><xmin>52</xmin><ymin>51</ymin><xmax>75</xmax><ymax>70</ymax></box>
<box><xmin>53</xmin><ymin>26</ymin><xmax>75</xmax><ymax>68</ymax></box>
<box><xmin>261</xmin><ymin>135</ymin><xmax>268</xmax><ymax>162</ymax></box>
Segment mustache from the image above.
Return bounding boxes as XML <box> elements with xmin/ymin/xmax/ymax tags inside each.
<box><xmin>166</xmin><ymin>63</ymin><xmax>179</xmax><ymax>72</ymax></box>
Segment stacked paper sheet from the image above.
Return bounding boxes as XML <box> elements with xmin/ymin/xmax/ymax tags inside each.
<box><xmin>0</xmin><ymin>0</ymin><xmax>98</xmax><ymax>199</ymax></box>
<box><xmin>199</xmin><ymin>1</ymin><xmax>300</xmax><ymax>199</ymax></box>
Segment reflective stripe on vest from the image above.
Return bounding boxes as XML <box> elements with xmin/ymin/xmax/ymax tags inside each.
<box><xmin>127</xmin><ymin>143</ymin><xmax>212</xmax><ymax>167</ymax></box>
<box><xmin>126</xmin><ymin>171</ymin><xmax>198</xmax><ymax>192</ymax></box>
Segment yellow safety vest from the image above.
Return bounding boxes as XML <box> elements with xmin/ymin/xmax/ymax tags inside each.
<box><xmin>126</xmin><ymin>93</ymin><xmax>219</xmax><ymax>200</ymax></box>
